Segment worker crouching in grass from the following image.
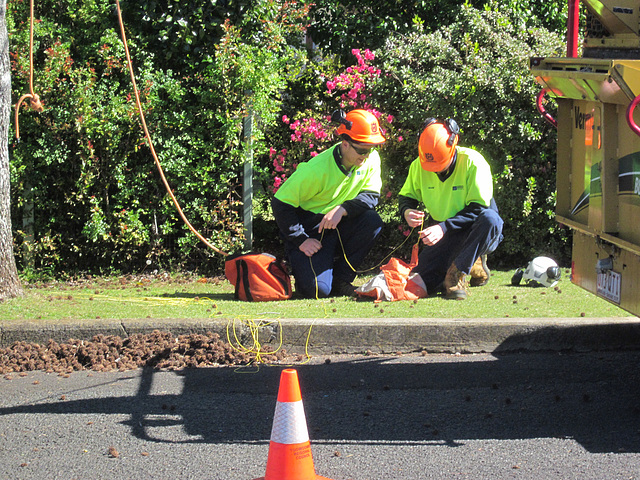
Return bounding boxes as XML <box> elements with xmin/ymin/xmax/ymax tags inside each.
<box><xmin>272</xmin><ymin>109</ymin><xmax>386</xmax><ymax>298</ymax></box>
<box><xmin>398</xmin><ymin>118</ymin><xmax>504</xmax><ymax>300</ymax></box>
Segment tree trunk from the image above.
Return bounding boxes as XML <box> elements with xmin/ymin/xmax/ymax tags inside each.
<box><xmin>0</xmin><ymin>0</ymin><xmax>22</xmax><ymax>301</ymax></box>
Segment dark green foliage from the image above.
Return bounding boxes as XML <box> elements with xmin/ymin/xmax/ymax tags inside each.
<box><xmin>307</xmin><ymin>0</ymin><xmax>567</xmax><ymax>61</ymax></box>
<box><xmin>8</xmin><ymin>0</ymin><xmax>309</xmax><ymax>275</ymax></box>
<box><xmin>308</xmin><ymin>0</ymin><xmax>462</xmax><ymax>59</ymax></box>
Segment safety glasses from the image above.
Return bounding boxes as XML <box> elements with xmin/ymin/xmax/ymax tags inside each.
<box><xmin>349</xmin><ymin>142</ymin><xmax>372</xmax><ymax>156</ymax></box>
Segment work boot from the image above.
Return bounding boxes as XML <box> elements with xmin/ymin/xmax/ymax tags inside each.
<box><xmin>331</xmin><ymin>280</ymin><xmax>356</xmax><ymax>297</ymax></box>
<box><xmin>443</xmin><ymin>262</ymin><xmax>468</xmax><ymax>300</ymax></box>
<box><xmin>469</xmin><ymin>255</ymin><xmax>490</xmax><ymax>287</ymax></box>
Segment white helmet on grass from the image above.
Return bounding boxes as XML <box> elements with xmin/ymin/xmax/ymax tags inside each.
<box><xmin>511</xmin><ymin>256</ymin><xmax>561</xmax><ymax>288</ymax></box>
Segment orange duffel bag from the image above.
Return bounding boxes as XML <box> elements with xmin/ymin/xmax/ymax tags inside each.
<box><xmin>225</xmin><ymin>252</ymin><xmax>293</xmax><ymax>302</ymax></box>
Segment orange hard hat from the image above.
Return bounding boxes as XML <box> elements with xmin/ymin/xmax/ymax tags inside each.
<box><xmin>418</xmin><ymin>118</ymin><xmax>459</xmax><ymax>172</ymax></box>
<box><xmin>334</xmin><ymin>109</ymin><xmax>386</xmax><ymax>145</ymax></box>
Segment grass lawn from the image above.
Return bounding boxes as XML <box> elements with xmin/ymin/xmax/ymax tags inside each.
<box><xmin>0</xmin><ymin>268</ymin><xmax>632</xmax><ymax>322</ymax></box>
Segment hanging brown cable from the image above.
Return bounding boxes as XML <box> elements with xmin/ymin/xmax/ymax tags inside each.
<box><xmin>14</xmin><ymin>0</ymin><xmax>43</xmax><ymax>141</ymax></box>
<box><xmin>113</xmin><ymin>0</ymin><xmax>228</xmax><ymax>256</ymax></box>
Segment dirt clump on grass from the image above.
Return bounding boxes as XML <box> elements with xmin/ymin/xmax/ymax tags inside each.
<box><xmin>0</xmin><ymin>330</ymin><xmax>285</xmax><ymax>375</ymax></box>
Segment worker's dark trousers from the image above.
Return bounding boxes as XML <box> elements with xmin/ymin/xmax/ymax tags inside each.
<box><xmin>412</xmin><ymin>208</ymin><xmax>504</xmax><ymax>292</ymax></box>
<box><xmin>284</xmin><ymin>209</ymin><xmax>383</xmax><ymax>298</ymax></box>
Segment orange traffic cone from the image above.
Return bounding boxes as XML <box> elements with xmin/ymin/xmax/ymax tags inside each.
<box><xmin>253</xmin><ymin>369</ymin><xmax>334</xmax><ymax>480</ymax></box>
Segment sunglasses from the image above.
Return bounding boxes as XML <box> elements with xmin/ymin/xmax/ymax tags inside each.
<box><xmin>349</xmin><ymin>142</ymin><xmax>372</xmax><ymax>156</ymax></box>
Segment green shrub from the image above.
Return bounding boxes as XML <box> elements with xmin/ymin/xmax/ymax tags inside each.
<box><xmin>307</xmin><ymin>0</ymin><xmax>568</xmax><ymax>61</ymax></box>
<box><xmin>8</xmin><ymin>0</ymin><xmax>309</xmax><ymax>275</ymax></box>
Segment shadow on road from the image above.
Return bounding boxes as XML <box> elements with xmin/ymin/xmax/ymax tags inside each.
<box><xmin>1</xmin><ymin>330</ymin><xmax>639</xmax><ymax>454</ymax></box>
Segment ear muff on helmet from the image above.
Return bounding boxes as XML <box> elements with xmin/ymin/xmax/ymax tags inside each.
<box><xmin>418</xmin><ymin>117</ymin><xmax>459</xmax><ymax>172</ymax></box>
<box><xmin>333</xmin><ymin>109</ymin><xmax>386</xmax><ymax>145</ymax></box>
<box><xmin>331</xmin><ymin>109</ymin><xmax>352</xmax><ymax>130</ymax></box>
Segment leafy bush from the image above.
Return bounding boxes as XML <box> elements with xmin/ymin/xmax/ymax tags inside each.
<box><xmin>307</xmin><ymin>0</ymin><xmax>568</xmax><ymax>61</ymax></box>
<box><xmin>8</xmin><ymin>0</ymin><xmax>309</xmax><ymax>275</ymax></box>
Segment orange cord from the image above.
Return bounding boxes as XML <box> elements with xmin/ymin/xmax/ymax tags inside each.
<box><xmin>15</xmin><ymin>0</ymin><xmax>230</xmax><ymax>256</ymax></box>
<box><xmin>113</xmin><ymin>0</ymin><xmax>228</xmax><ymax>256</ymax></box>
<box><xmin>14</xmin><ymin>0</ymin><xmax>43</xmax><ymax>141</ymax></box>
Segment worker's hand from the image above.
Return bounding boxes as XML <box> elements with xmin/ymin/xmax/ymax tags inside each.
<box><xmin>419</xmin><ymin>224</ymin><xmax>444</xmax><ymax>246</ymax></box>
<box><xmin>404</xmin><ymin>209</ymin><xmax>425</xmax><ymax>228</ymax></box>
<box><xmin>299</xmin><ymin>238</ymin><xmax>322</xmax><ymax>257</ymax></box>
<box><xmin>318</xmin><ymin>206</ymin><xmax>346</xmax><ymax>232</ymax></box>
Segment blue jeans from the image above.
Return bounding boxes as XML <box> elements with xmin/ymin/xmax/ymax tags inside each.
<box><xmin>284</xmin><ymin>209</ymin><xmax>383</xmax><ymax>298</ymax></box>
<box><xmin>412</xmin><ymin>208</ymin><xmax>504</xmax><ymax>291</ymax></box>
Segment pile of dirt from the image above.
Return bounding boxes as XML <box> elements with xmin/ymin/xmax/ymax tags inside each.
<box><xmin>0</xmin><ymin>330</ymin><xmax>285</xmax><ymax>375</ymax></box>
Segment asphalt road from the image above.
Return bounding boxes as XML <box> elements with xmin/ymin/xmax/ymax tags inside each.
<box><xmin>1</xmin><ymin>350</ymin><xmax>639</xmax><ymax>480</ymax></box>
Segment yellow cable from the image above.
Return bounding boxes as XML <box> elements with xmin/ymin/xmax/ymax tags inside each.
<box><xmin>67</xmin><ymin>291</ymin><xmax>315</xmax><ymax>366</ymax></box>
<box><xmin>335</xmin><ymin>220</ymin><xmax>422</xmax><ymax>275</ymax></box>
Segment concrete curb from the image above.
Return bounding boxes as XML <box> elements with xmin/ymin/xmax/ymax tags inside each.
<box><xmin>2</xmin><ymin>316</ymin><xmax>640</xmax><ymax>354</ymax></box>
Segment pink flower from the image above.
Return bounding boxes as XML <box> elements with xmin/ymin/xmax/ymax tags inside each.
<box><xmin>398</xmin><ymin>136</ymin><xmax>404</xmax><ymax>142</ymax></box>
<box><xmin>386</xmin><ymin>191</ymin><xmax>392</xmax><ymax>198</ymax></box>
<box><xmin>387</xmin><ymin>115</ymin><xmax>394</xmax><ymax>123</ymax></box>
<box><xmin>282</xmin><ymin>115</ymin><xmax>290</xmax><ymax>124</ymax></box>
<box><xmin>281</xmin><ymin>148</ymin><xmax>287</xmax><ymax>155</ymax></box>
<box><xmin>275</xmin><ymin>165</ymin><xmax>284</xmax><ymax>172</ymax></box>
<box><xmin>269</xmin><ymin>147</ymin><xmax>276</xmax><ymax>157</ymax></box>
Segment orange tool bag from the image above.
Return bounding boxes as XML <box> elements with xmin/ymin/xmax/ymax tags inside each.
<box><xmin>225</xmin><ymin>252</ymin><xmax>293</xmax><ymax>302</ymax></box>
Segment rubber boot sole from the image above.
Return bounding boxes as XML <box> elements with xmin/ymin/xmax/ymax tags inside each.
<box><xmin>445</xmin><ymin>289</ymin><xmax>467</xmax><ymax>300</ymax></box>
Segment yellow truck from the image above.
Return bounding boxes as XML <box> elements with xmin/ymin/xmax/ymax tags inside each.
<box><xmin>530</xmin><ymin>0</ymin><xmax>640</xmax><ymax>315</ymax></box>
